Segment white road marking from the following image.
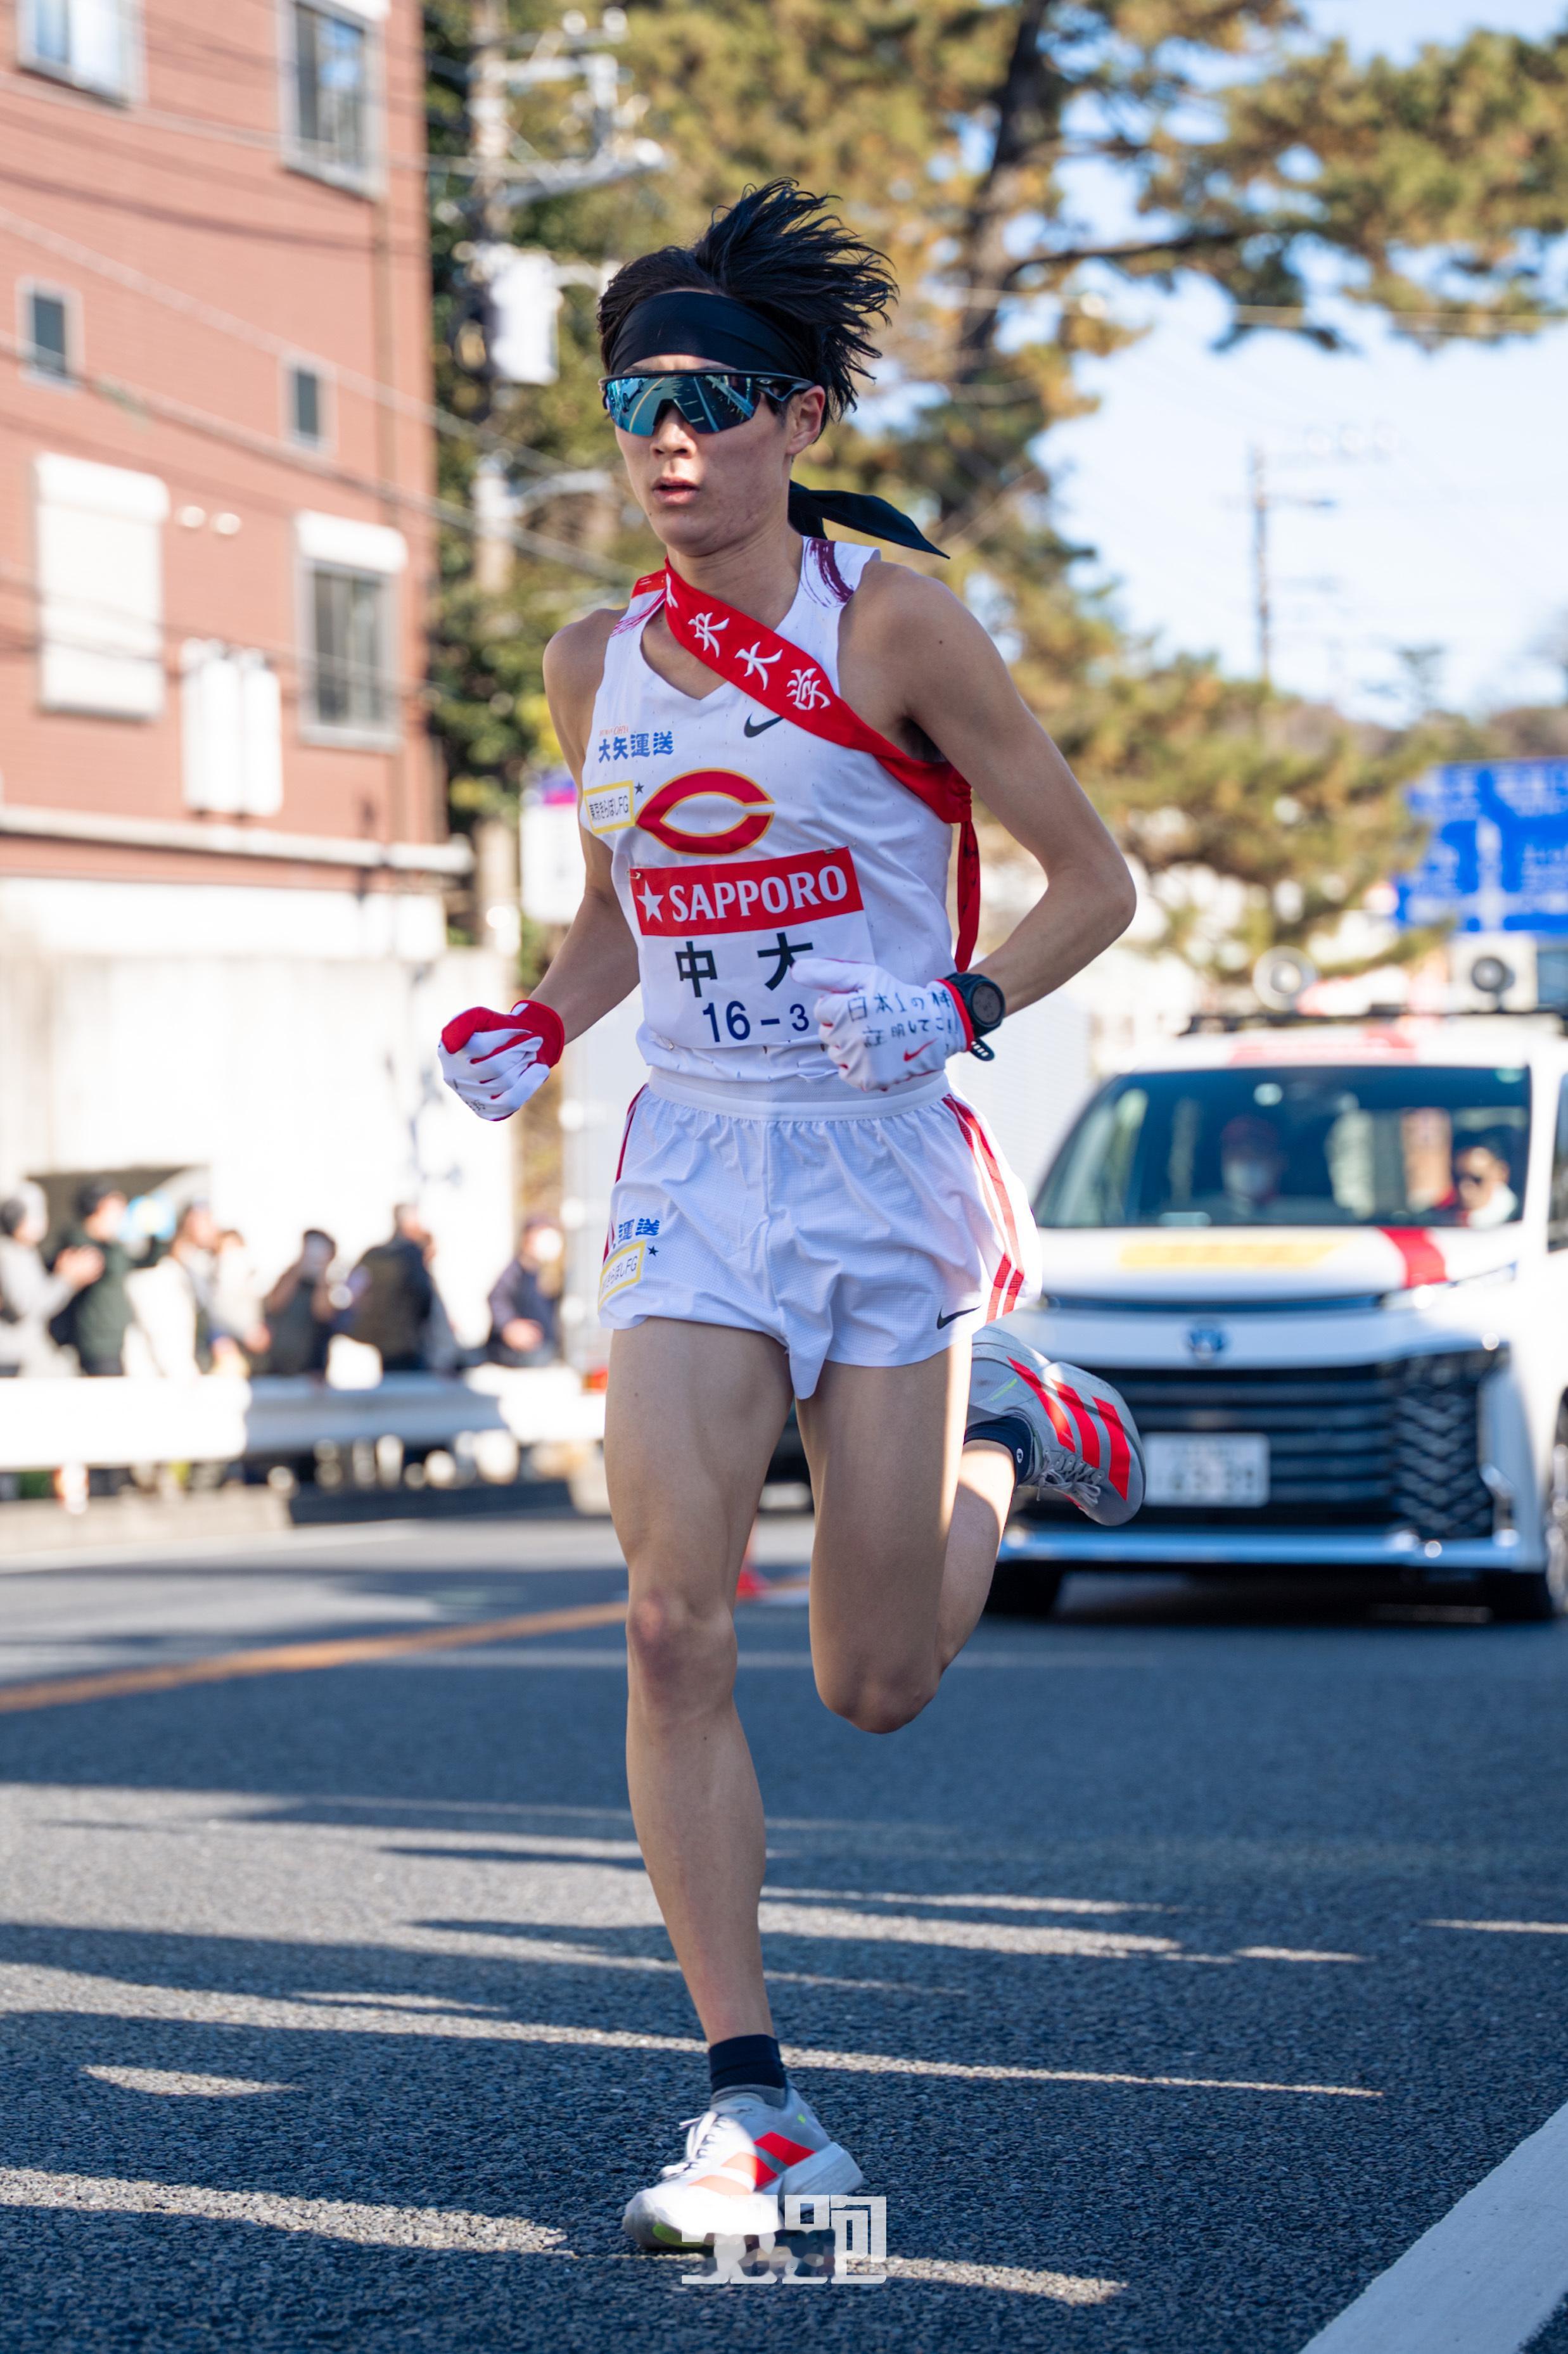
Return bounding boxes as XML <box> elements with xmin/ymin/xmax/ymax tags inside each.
<box><xmin>0</xmin><ymin>1522</ymin><xmax>431</xmax><ymax>1577</ymax></box>
<box><xmin>886</xmin><ymin>2257</ymin><xmax>1124</xmax><ymax>2301</ymax></box>
<box><xmin>1234</xmin><ymin>1947</ymin><xmax>1365</xmax><ymax>1964</ymax></box>
<box><xmin>1429</xmin><ymin>1919</ymin><xmax>1568</xmax><ymax>1937</ymax></box>
<box><xmin>756</xmin><ymin>1899</ymin><xmax>1180</xmax><ymax>1959</ymax></box>
<box><xmin>0</xmin><ymin>1964</ymin><xmax>1379</xmax><ymax>2097</ymax></box>
<box><xmin>1299</xmin><ymin>2094</ymin><xmax>1568</xmax><ymax>2353</ymax></box>
<box><xmin>0</xmin><ymin>2168</ymin><xmax>563</xmax><ymax>2251</ymax></box>
<box><xmin>82</xmin><ymin>2065</ymin><xmax>290</xmax><ymax>2096</ymax></box>
<box><xmin>765</xmin><ymin>1885</ymin><xmax>1161</xmax><ymax>1915</ymax></box>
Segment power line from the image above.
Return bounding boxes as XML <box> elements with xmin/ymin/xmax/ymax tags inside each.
<box><xmin>0</xmin><ymin>339</ymin><xmax>632</xmax><ymax>583</ymax></box>
<box><xmin>0</xmin><ymin>62</ymin><xmax>432</xmax><ymax>173</ymax></box>
<box><xmin>0</xmin><ymin>198</ymin><xmax>573</xmax><ymax>479</ymax></box>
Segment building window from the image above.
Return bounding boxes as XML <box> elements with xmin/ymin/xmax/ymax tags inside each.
<box><xmin>291</xmin><ymin>2</ymin><xmax>372</xmax><ymax>185</ymax></box>
<box><xmin>18</xmin><ymin>0</ymin><xmax>133</xmax><ymax>100</ymax></box>
<box><xmin>287</xmin><ymin>360</ymin><xmax>328</xmax><ymax>449</ymax></box>
<box><xmin>34</xmin><ymin>454</ymin><xmax>167</xmax><ymax>718</ymax></box>
<box><xmin>309</xmin><ymin>568</ymin><xmax>389</xmax><ymax>731</ymax></box>
<box><xmin>20</xmin><ymin>283</ymin><xmax>75</xmax><ymax>382</ymax></box>
<box><xmin>296</xmin><ymin>510</ymin><xmax>404</xmax><ymax>742</ymax></box>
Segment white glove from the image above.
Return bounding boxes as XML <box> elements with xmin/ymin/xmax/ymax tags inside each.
<box><xmin>795</xmin><ymin>957</ymin><xmax>967</xmax><ymax>1093</ymax></box>
<box><xmin>438</xmin><ymin>1000</ymin><xmax>565</xmax><ymax>1122</ymax></box>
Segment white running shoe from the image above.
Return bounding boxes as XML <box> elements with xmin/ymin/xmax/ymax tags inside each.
<box><xmin>969</xmin><ymin>1332</ymin><xmax>1145</xmax><ymax>1527</ymax></box>
<box><xmin>622</xmin><ymin>2084</ymin><xmax>864</xmax><ymax>2251</ymax></box>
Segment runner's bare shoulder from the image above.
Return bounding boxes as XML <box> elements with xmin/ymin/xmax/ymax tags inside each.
<box><xmin>543</xmin><ymin>606</ymin><xmax>624</xmax><ymax>765</ymax></box>
<box><xmin>838</xmin><ymin>552</ymin><xmax>971</xmax><ymax>664</ymax></box>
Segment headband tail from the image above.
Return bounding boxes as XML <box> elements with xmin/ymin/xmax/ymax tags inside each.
<box><xmin>787</xmin><ymin>481</ymin><xmax>947</xmax><ymax>559</ymax></box>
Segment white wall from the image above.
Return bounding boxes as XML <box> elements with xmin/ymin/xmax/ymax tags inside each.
<box><xmin>0</xmin><ymin>882</ymin><xmax>513</xmax><ymax>1344</ymax></box>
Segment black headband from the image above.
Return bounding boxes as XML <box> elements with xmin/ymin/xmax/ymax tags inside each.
<box><xmin>605</xmin><ymin>288</ymin><xmax>813</xmax><ymax>378</ymax></box>
<box><xmin>605</xmin><ymin>286</ymin><xmax>947</xmax><ymax>559</ymax></box>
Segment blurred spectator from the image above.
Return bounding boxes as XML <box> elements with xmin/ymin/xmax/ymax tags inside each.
<box><xmin>214</xmin><ymin>1228</ymin><xmax>271</xmax><ymax>1364</ymax></box>
<box><xmin>262</xmin><ymin>1230</ymin><xmax>338</xmax><ymax>1376</ymax></box>
<box><xmin>486</xmin><ymin>1217</ymin><xmax>563</xmax><ymax>1366</ymax></box>
<box><xmin>125</xmin><ymin>1201</ymin><xmax>244</xmax><ymax>1378</ymax></box>
<box><xmin>345</xmin><ymin>1206</ymin><xmax>437</xmax><ymax>1374</ymax></box>
<box><xmin>0</xmin><ymin>1185</ymin><xmax>101</xmax><ymax>1376</ymax></box>
<box><xmin>50</xmin><ymin>1181</ymin><xmax>132</xmax><ymax>1375</ymax></box>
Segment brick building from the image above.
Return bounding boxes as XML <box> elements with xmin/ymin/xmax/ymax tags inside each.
<box><xmin>0</xmin><ymin>0</ymin><xmax>510</xmax><ymax>1334</ymax></box>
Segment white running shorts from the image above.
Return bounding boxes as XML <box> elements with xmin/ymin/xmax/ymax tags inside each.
<box><xmin>597</xmin><ymin>1068</ymin><xmax>1042</xmax><ymax>1398</ymax></box>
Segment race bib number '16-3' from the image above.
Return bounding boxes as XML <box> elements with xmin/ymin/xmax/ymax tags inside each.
<box><xmin>629</xmin><ymin>845</ymin><xmax>874</xmax><ymax>1053</ymax></box>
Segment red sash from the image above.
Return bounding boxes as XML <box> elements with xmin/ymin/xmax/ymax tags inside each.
<box><xmin>631</xmin><ymin>563</ymin><xmax>981</xmax><ymax>969</ymax></box>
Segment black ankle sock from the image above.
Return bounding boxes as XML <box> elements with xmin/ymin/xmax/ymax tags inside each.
<box><xmin>964</xmin><ymin>1413</ymin><xmax>1031</xmax><ymax>1484</ymax></box>
<box><xmin>708</xmin><ymin>2033</ymin><xmax>786</xmax><ymax>2097</ymax></box>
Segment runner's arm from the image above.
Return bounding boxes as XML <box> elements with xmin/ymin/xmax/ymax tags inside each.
<box><xmin>851</xmin><ymin>568</ymin><xmax>1136</xmax><ymax>1012</ymax></box>
<box><xmin>528</xmin><ymin>614</ymin><xmax>642</xmax><ymax>1043</ymax></box>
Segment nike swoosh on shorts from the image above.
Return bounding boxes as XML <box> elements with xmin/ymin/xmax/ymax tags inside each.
<box><xmin>936</xmin><ymin>1306</ymin><xmax>978</xmax><ymax>1328</ymax></box>
<box><xmin>743</xmin><ymin>713</ymin><xmax>784</xmax><ymax>736</ymax></box>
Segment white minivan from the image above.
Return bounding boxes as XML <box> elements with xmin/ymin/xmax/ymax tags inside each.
<box><xmin>993</xmin><ymin>1011</ymin><xmax>1568</xmax><ymax>1620</ymax></box>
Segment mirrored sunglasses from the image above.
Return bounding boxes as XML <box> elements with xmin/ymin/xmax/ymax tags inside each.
<box><xmin>600</xmin><ymin>370</ymin><xmax>812</xmax><ymax>436</ymax></box>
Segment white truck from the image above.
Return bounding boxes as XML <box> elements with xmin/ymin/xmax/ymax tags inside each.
<box><xmin>995</xmin><ymin>1010</ymin><xmax>1568</xmax><ymax>1621</ymax></box>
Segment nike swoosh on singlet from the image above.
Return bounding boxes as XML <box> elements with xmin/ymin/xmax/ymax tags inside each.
<box><xmin>743</xmin><ymin>713</ymin><xmax>785</xmax><ymax>736</ymax></box>
<box><xmin>936</xmin><ymin>1306</ymin><xmax>978</xmax><ymax>1328</ymax></box>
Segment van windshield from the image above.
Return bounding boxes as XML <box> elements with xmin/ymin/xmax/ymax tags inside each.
<box><xmin>1036</xmin><ymin>1064</ymin><xmax>1531</xmax><ymax>1229</ymax></box>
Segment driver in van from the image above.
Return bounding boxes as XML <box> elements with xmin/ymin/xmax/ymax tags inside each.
<box><xmin>1218</xmin><ymin>1114</ymin><xmax>1289</xmax><ymax>1217</ymax></box>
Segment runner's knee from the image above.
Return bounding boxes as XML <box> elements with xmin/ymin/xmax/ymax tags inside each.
<box><xmin>816</xmin><ymin>1662</ymin><xmax>939</xmax><ymax>1736</ymax></box>
<box><xmin>625</xmin><ymin>1588</ymin><xmax>735</xmax><ymax>1708</ymax></box>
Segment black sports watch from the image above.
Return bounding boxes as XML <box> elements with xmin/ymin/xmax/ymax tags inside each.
<box><xmin>943</xmin><ymin>970</ymin><xmax>1006</xmax><ymax>1062</ymax></box>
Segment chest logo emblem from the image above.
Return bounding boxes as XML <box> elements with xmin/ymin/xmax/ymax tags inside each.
<box><xmin>635</xmin><ymin>769</ymin><xmax>774</xmax><ymax>856</ymax></box>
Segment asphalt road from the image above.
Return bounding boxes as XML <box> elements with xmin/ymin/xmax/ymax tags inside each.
<box><xmin>1</xmin><ymin>1515</ymin><xmax>1567</xmax><ymax>2351</ymax></box>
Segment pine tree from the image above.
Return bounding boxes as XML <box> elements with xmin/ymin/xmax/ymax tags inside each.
<box><xmin>425</xmin><ymin>2</ymin><xmax>1568</xmax><ymax>978</ymax></box>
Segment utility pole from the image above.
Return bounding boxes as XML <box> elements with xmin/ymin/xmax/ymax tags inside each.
<box><xmin>468</xmin><ymin>0</ymin><xmax>512</xmax><ymax>595</ymax></box>
<box><xmin>1249</xmin><ymin>442</ymin><xmax>1272</xmax><ymax>688</ymax></box>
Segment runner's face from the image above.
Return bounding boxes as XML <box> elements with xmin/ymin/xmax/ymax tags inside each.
<box><xmin>612</xmin><ymin>350</ymin><xmax>825</xmax><ymax>557</ymax></box>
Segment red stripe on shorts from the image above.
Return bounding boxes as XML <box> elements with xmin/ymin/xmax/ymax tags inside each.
<box><xmin>603</xmin><ymin>1086</ymin><xmax>648</xmax><ymax>1261</ymax></box>
<box><xmin>945</xmin><ymin>1097</ymin><xmax>1024</xmax><ymax>1316</ymax></box>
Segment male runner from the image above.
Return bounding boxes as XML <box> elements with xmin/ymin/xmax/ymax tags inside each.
<box><xmin>439</xmin><ymin>182</ymin><xmax>1145</xmax><ymax>2251</ymax></box>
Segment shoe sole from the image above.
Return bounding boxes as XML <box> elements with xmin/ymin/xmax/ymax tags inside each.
<box><xmin>623</xmin><ymin>2142</ymin><xmax>865</xmax><ymax>2251</ymax></box>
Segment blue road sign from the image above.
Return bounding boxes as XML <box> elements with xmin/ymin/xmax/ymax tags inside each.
<box><xmin>1396</xmin><ymin>761</ymin><xmax>1568</xmax><ymax>935</ymax></box>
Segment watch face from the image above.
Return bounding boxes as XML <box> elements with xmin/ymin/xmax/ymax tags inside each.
<box><xmin>969</xmin><ymin>977</ymin><xmax>1005</xmax><ymax>1031</ymax></box>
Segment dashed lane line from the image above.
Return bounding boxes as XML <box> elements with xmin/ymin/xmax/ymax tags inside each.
<box><xmin>0</xmin><ymin>1597</ymin><xmax>630</xmax><ymax>1714</ymax></box>
<box><xmin>1299</xmin><ymin>2094</ymin><xmax>1568</xmax><ymax>2353</ymax></box>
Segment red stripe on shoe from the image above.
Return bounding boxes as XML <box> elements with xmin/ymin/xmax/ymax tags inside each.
<box><xmin>1054</xmin><ymin>1380</ymin><xmax>1102</xmax><ymax>1470</ymax></box>
<box><xmin>1006</xmin><ymin>1355</ymin><xmax>1076</xmax><ymax>1451</ymax></box>
<box><xmin>1095</xmin><ymin>1394</ymin><xmax>1132</xmax><ymax>1501</ymax></box>
<box><xmin>755</xmin><ymin>2133</ymin><xmax>815</xmax><ymax>2167</ymax></box>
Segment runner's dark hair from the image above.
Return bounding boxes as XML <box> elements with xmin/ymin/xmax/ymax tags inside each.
<box><xmin>597</xmin><ymin>181</ymin><xmax>895</xmax><ymax>420</ymax></box>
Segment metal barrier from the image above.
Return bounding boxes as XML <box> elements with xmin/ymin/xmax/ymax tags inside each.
<box><xmin>0</xmin><ymin>1367</ymin><xmax>604</xmax><ymax>1472</ymax></box>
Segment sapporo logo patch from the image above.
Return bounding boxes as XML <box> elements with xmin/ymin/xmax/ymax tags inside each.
<box><xmin>635</xmin><ymin>770</ymin><xmax>774</xmax><ymax>856</ymax></box>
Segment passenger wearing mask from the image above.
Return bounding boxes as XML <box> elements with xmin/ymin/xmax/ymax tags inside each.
<box><xmin>1453</xmin><ymin>1137</ymin><xmax>1519</xmax><ymax>1230</ymax></box>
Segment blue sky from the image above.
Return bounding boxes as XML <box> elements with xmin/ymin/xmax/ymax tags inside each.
<box><xmin>1048</xmin><ymin>2</ymin><xmax>1568</xmax><ymax>719</ymax></box>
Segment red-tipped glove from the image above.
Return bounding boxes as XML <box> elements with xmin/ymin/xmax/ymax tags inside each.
<box><xmin>438</xmin><ymin>1000</ymin><xmax>565</xmax><ymax>1122</ymax></box>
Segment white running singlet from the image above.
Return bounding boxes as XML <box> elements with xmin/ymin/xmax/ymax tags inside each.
<box><xmin>583</xmin><ymin>538</ymin><xmax>953</xmax><ymax>1085</ymax></box>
